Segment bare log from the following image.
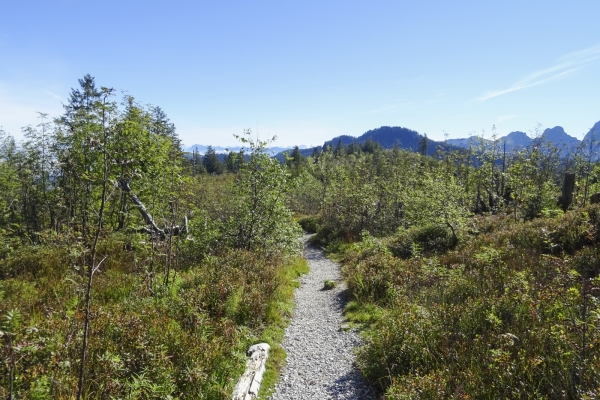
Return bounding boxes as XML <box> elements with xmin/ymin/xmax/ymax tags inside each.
<box><xmin>232</xmin><ymin>343</ymin><xmax>270</xmax><ymax>400</ymax></box>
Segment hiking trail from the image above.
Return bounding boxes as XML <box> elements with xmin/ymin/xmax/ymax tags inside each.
<box><xmin>269</xmin><ymin>236</ymin><xmax>376</xmax><ymax>400</ymax></box>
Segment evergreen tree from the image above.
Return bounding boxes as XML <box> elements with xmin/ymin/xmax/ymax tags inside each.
<box><xmin>418</xmin><ymin>134</ymin><xmax>429</xmax><ymax>156</ymax></box>
<box><xmin>334</xmin><ymin>139</ymin><xmax>344</xmax><ymax>157</ymax></box>
<box><xmin>191</xmin><ymin>147</ymin><xmax>205</xmax><ymax>175</ymax></box>
<box><xmin>285</xmin><ymin>146</ymin><xmax>306</xmax><ymax>177</ymax></box>
<box><xmin>150</xmin><ymin>106</ymin><xmax>180</xmax><ymax>150</ymax></box>
<box><xmin>225</xmin><ymin>151</ymin><xmax>239</xmax><ymax>173</ymax></box>
<box><xmin>311</xmin><ymin>146</ymin><xmax>321</xmax><ymax>161</ymax></box>
<box><xmin>203</xmin><ymin>146</ymin><xmax>223</xmax><ymax>174</ymax></box>
<box><xmin>235</xmin><ymin>149</ymin><xmax>246</xmax><ymax>171</ymax></box>
<box><xmin>61</xmin><ymin>74</ymin><xmax>102</xmax><ymax>122</ymax></box>
<box><xmin>362</xmin><ymin>138</ymin><xmax>381</xmax><ymax>154</ymax></box>
<box><xmin>347</xmin><ymin>142</ymin><xmax>361</xmax><ymax>156</ymax></box>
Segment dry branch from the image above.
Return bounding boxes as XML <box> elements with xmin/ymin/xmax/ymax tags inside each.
<box><xmin>118</xmin><ymin>178</ymin><xmax>187</xmax><ymax>238</ymax></box>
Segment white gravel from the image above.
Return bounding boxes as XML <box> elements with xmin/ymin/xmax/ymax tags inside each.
<box><xmin>269</xmin><ymin>236</ymin><xmax>376</xmax><ymax>400</ymax></box>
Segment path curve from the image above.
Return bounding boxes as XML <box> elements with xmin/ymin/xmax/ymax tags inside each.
<box><xmin>269</xmin><ymin>236</ymin><xmax>376</xmax><ymax>400</ymax></box>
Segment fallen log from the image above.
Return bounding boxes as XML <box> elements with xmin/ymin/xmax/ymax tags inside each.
<box><xmin>232</xmin><ymin>343</ymin><xmax>270</xmax><ymax>400</ymax></box>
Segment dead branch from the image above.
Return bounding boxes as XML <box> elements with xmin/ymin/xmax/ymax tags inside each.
<box><xmin>118</xmin><ymin>178</ymin><xmax>187</xmax><ymax>238</ymax></box>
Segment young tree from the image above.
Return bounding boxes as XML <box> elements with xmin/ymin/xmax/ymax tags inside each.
<box><xmin>226</xmin><ymin>130</ymin><xmax>302</xmax><ymax>257</ymax></box>
<box><xmin>191</xmin><ymin>147</ymin><xmax>205</xmax><ymax>175</ymax></box>
<box><xmin>334</xmin><ymin>139</ymin><xmax>344</xmax><ymax>157</ymax></box>
<box><xmin>76</xmin><ymin>86</ymin><xmax>114</xmax><ymax>400</ymax></box>
<box><xmin>150</xmin><ymin>106</ymin><xmax>180</xmax><ymax>151</ymax></box>
<box><xmin>61</xmin><ymin>74</ymin><xmax>102</xmax><ymax>122</ymax></box>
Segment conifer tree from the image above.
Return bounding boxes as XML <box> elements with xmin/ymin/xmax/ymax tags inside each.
<box><xmin>418</xmin><ymin>134</ymin><xmax>429</xmax><ymax>156</ymax></box>
<box><xmin>203</xmin><ymin>146</ymin><xmax>223</xmax><ymax>174</ymax></box>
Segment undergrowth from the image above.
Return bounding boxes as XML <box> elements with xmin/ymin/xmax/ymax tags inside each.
<box><xmin>338</xmin><ymin>205</ymin><xmax>600</xmax><ymax>399</ymax></box>
<box><xmin>0</xmin><ymin>233</ymin><xmax>308</xmax><ymax>399</ymax></box>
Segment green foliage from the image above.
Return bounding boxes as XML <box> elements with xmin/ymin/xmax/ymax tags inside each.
<box><xmin>388</xmin><ymin>224</ymin><xmax>457</xmax><ymax>259</ymax></box>
<box><xmin>296</xmin><ymin>215</ymin><xmax>319</xmax><ymax>233</ymax></box>
<box><xmin>0</xmin><ymin>76</ymin><xmax>305</xmax><ymax>399</ymax></box>
<box><xmin>498</xmin><ymin>135</ymin><xmax>562</xmax><ymax>220</ymax></box>
<box><xmin>323</xmin><ymin>280</ymin><xmax>337</xmax><ymax>290</ymax></box>
<box><xmin>4</xmin><ymin>80</ymin><xmax>600</xmax><ymax>399</ymax></box>
<box><xmin>0</xmin><ymin>232</ymin><xmax>308</xmax><ymax>399</ymax></box>
<box><xmin>339</xmin><ymin>205</ymin><xmax>600</xmax><ymax>398</ymax></box>
<box><xmin>203</xmin><ymin>145</ymin><xmax>224</xmax><ymax>174</ymax></box>
<box><xmin>224</xmin><ymin>130</ymin><xmax>302</xmax><ymax>257</ymax></box>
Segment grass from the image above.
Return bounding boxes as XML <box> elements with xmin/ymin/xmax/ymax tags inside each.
<box><xmin>257</xmin><ymin>256</ymin><xmax>309</xmax><ymax>399</ymax></box>
<box><xmin>323</xmin><ymin>279</ymin><xmax>337</xmax><ymax>290</ymax></box>
<box><xmin>0</xmin><ymin>231</ymin><xmax>310</xmax><ymax>399</ymax></box>
<box><xmin>343</xmin><ymin>301</ymin><xmax>385</xmax><ymax>329</ymax></box>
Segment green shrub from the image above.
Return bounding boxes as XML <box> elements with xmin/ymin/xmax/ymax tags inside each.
<box><xmin>387</xmin><ymin>224</ymin><xmax>457</xmax><ymax>259</ymax></box>
<box><xmin>344</xmin><ymin>206</ymin><xmax>600</xmax><ymax>398</ymax></box>
<box><xmin>0</xmin><ymin>245</ymin><xmax>73</xmax><ymax>280</ymax></box>
<box><xmin>297</xmin><ymin>215</ymin><xmax>319</xmax><ymax>233</ymax></box>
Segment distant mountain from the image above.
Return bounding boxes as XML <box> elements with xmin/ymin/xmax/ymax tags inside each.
<box><xmin>330</xmin><ymin>126</ymin><xmax>427</xmax><ymax>152</ymax></box>
<box><xmin>540</xmin><ymin>126</ymin><xmax>580</xmax><ymax>156</ymax></box>
<box><xmin>186</xmin><ymin>120</ymin><xmax>600</xmax><ymax>161</ymax></box>
<box><xmin>502</xmin><ymin>131</ymin><xmax>531</xmax><ymax>150</ymax></box>
<box><xmin>583</xmin><ymin>121</ymin><xmax>600</xmax><ymax>144</ymax></box>
<box><xmin>292</xmin><ymin>126</ymin><xmax>451</xmax><ymax>158</ymax></box>
<box><xmin>444</xmin><ymin>126</ymin><xmax>587</xmax><ymax>155</ymax></box>
<box><xmin>446</xmin><ymin>131</ymin><xmax>533</xmax><ymax>151</ymax></box>
<box><xmin>289</xmin><ymin>123</ymin><xmax>600</xmax><ymax>160</ymax></box>
<box><xmin>446</xmin><ymin>135</ymin><xmax>482</xmax><ymax>148</ymax></box>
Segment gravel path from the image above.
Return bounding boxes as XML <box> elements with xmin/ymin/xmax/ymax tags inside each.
<box><xmin>269</xmin><ymin>236</ymin><xmax>376</xmax><ymax>400</ymax></box>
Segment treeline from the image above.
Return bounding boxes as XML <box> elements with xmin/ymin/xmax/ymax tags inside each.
<box><xmin>284</xmin><ymin>131</ymin><xmax>600</xmax><ymax>398</ymax></box>
<box><xmin>188</xmin><ymin>146</ymin><xmax>247</xmax><ymax>175</ymax></box>
<box><xmin>0</xmin><ymin>76</ymin><xmax>303</xmax><ymax>399</ymax></box>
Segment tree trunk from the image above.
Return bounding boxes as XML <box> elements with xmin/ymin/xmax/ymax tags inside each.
<box><xmin>560</xmin><ymin>173</ymin><xmax>576</xmax><ymax>211</ymax></box>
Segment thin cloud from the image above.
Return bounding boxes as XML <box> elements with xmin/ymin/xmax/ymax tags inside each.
<box><xmin>477</xmin><ymin>44</ymin><xmax>600</xmax><ymax>101</ymax></box>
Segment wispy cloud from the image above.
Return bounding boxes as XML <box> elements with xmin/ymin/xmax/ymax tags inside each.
<box><xmin>45</xmin><ymin>91</ymin><xmax>65</xmax><ymax>102</ymax></box>
<box><xmin>477</xmin><ymin>44</ymin><xmax>600</xmax><ymax>101</ymax></box>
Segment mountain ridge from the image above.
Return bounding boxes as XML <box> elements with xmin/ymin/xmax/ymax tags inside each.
<box><xmin>185</xmin><ymin>120</ymin><xmax>600</xmax><ymax>158</ymax></box>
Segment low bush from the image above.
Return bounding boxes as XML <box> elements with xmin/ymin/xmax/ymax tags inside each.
<box><xmin>387</xmin><ymin>224</ymin><xmax>457</xmax><ymax>259</ymax></box>
<box><xmin>0</xmin><ymin>232</ymin><xmax>307</xmax><ymax>399</ymax></box>
<box><xmin>296</xmin><ymin>215</ymin><xmax>319</xmax><ymax>233</ymax></box>
<box><xmin>341</xmin><ymin>206</ymin><xmax>600</xmax><ymax>398</ymax></box>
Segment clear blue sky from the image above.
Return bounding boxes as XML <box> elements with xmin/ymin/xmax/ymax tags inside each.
<box><xmin>1</xmin><ymin>0</ymin><xmax>600</xmax><ymax>147</ymax></box>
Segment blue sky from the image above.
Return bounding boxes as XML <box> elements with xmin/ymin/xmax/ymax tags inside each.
<box><xmin>1</xmin><ymin>0</ymin><xmax>600</xmax><ymax>147</ymax></box>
